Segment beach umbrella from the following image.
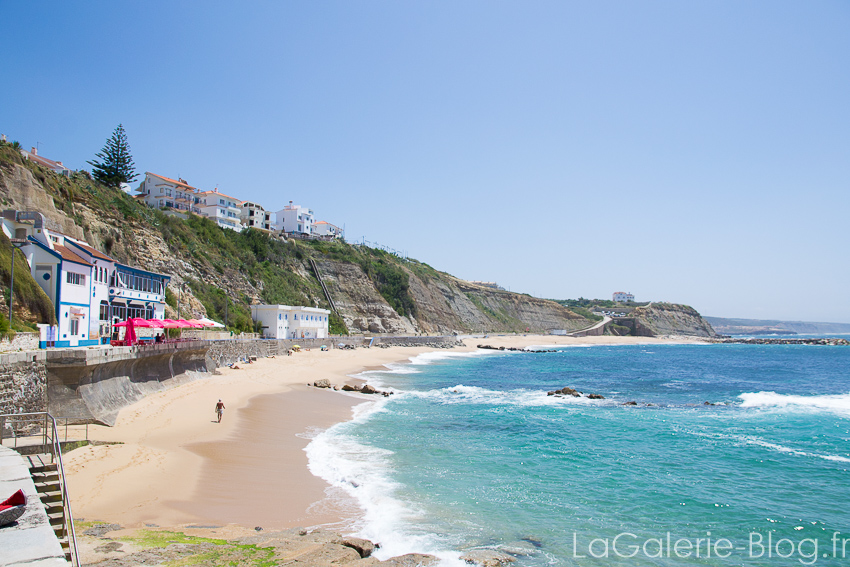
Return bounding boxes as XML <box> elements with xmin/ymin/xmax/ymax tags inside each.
<box><xmin>187</xmin><ymin>319</ymin><xmax>207</xmax><ymax>327</ymax></box>
<box><xmin>198</xmin><ymin>317</ymin><xmax>224</xmax><ymax>327</ymax></box>
<box><xmin>291</xmin><ymin>345</ymin><xmax>301</xmax><ymax>350</ymax></box>
<box><xmin>160</xmin><ymin>319</ymin><xmax>183</xmax><ymax>329</ymax></box>
<box><xmin>145</xmin><ymin>319</ymin><xmax>166</xmax><ymax>328</ymax></box>
<box><xmin>175</xmin><ymin>319</ymin><xmax>200</xmax><ymax>328</ymax></box>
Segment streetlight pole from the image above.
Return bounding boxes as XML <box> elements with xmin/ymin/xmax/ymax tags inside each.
<box><xmin>7</xmin><ymin>238</ymin><xmax>28</xmax><ymax>326</ymax></box>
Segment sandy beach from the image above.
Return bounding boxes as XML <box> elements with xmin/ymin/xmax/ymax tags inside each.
<box><xmin>63</xmin><ymin>334</ymin><xmax>691</xmax><ymax>534</ymax></box>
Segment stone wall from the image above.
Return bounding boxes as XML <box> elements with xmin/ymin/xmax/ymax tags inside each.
<box><xmin>0</xmin><ymin>332</ymin><xmax>40</xmax><ymax>354</ymax></box>
<box><xmin>0</xmin><ymin>356</ymin><xmax>47</xmax><ymax>415</ymax></box>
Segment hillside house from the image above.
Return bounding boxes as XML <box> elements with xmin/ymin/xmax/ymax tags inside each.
<box><xmin>1</xmin><ymin>210</ymin><xmax>170</xmax><ymax>348</ymax></box>
<box><xmin>250</xmin><ymin>304</ymin><xmax>330</xmax><ymax>339</ymax></box>
<box><xmin>313</xmin><ymin>221</ymin><xmax>342</xmax><ymax>239</ymax></box>
<box><xmin>613</xmin><ymin>291</ymin><xmax>634</xmax><ymax>303</ymax></box>
<box><xmin>20</xmin><ymin>147</ymin><xmax>72</xmax><ymax>176</ymax></box>
<box><xmin>196</xmin><ymin>189</ymin><xmax>243</xmax><ymax>232</ymax></box>
<box><xmin>136</xmin><ymin>172</ymin><xmax>202</xmax><ymax>216</ymax></box>
<box><xmin>241</xmin><ymin>201</ymin><xmax>274</xmax><ymax>232</ymax></box>
<box><xmin>274</xmin><ymin>202</ymin><xmax>314</xmax><ymax>236</ymax></box>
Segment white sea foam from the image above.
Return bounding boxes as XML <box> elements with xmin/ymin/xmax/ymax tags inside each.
<box><xmin>678</xmin><ymin>427</ymin><xmax>850</xmax><ymax>464</ymax></box>
<box><xmin>407</xmin><ymin>349</ymin><xmax>499</xmax><ymax>365</ymax></box>
<box><xmin>402</xmin><ymin>384</ymin><xmax>604</xmax><ymax>408</ymax></box>
<box><xmin>304</xmin><ymin>399</ymin><xmax>467</xmax><ymax>565</ymax></box>
<box><xmin>739</xmin><ymin>391</ymin><xmax>850</xmax><ymax>416</ymax></box>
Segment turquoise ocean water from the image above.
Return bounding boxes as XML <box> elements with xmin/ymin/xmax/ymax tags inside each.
<box><xmin>306</xmin><ymin>344</ymin><xmax>850</xmax><ymax>566</ymax></box>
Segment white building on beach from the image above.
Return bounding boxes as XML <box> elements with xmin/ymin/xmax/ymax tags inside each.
<box><xmin>250</xmin><ymin>304</ymin><xmax>330</xmax><ymax>340</ymax></box>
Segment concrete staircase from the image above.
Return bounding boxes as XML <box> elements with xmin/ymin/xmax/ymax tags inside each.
<box><xmin>27</xmin><ymin>454</ymin><xmax>72</xmax><ymax>563</ymax></box>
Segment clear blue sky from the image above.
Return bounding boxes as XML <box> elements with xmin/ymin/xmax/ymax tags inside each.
<box><xmin>2</xmin><ymin>1</ymin><xmax>848</xmax><ymax>322</ymax></box>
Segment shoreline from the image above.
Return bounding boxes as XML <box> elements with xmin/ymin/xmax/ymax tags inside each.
<box><xmin>63</xmin><ymin>335</ymin><xmax>699</xmax><ymax>546</ymax></box>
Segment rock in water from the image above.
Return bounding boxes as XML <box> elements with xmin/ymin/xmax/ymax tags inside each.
<box><xmin>341</xmin><ymin>536</ymin><xmax>375</xmax><ymax>558</ymax></box>
<box><xmin>314</xmin><ymin>379</ymin><xmax>331</xmax><ymax>388</ymax></box>
<box><xmin>587</xmin><ymin>394</ymin><xmax>605</xmax><ymax>399</ymax></box>
<box><xmin>460</xmin><ymin>549</ymin><xmax>516</xmax><ymax>566</ymax></box>
<box><xmin>341</xmin><ymin>384</ymin><xmax>360</xmax><ymax>392</ymax></box>
<box><xmin>361</xmin><ymin>384</ymin><xmax>378</xmax><ymax>394</ymax></box>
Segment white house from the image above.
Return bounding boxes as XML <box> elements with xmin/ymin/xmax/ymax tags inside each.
<box><xmin>240</xmin><ymin>201</ymin><xmax>274</xmax><ymax>232</ymax></box>
<box><xmin>312</xmin><ymin>221</ymin><xmax>342</xmax><ymax>239</ymax></box>
<box><xmin>20</xmin><ymin>147</ymin><xmax>72</xmax><ymax>177</ymax></box>
<box><xmin>196</xmin><ymin>189</ymin><xmax>243</xmax><ymax>232</ymax></box>
<box><xmin>136</xmin><ymin>172</ymin><xmax>202</xmax><ymax>216</ymax></box>
<box><xmin>250</xmin><ymin>304</ymin><xmax>330</xmax><ymax>340</ymax></box>
<box><xmin>274</xmin><ymin>202</ymin><xmax>314</xmax><ymax>236</ymax></box>
<box><xmin>613</xmin><ymin>291</ymin><xmax>634</xmax><ymax>303</ymax></box>
<box><xmin>1</xmin><ymin>210</ymin><xmax>170</xmax><ymax>348</ymax></box>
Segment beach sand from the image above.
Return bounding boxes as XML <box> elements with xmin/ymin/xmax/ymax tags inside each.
<box><xmin>63</xmin><ymin>334</ymin><xmax>690</xmax><ymax>533</ymax></box>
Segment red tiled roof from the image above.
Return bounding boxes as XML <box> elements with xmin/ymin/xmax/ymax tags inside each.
<box><xmin>196</xmin><ymin>190</ymin><xmax>242</xmax><ymax>203</ymax></box>
<box><xmin>53</xmin><ymin>244</ymin><xmax>92</xmax><ymax>266</ymax></box>
<box><xmin>68</xmin><ymin>240</ymin><xmax>114</xmax><ymax>262</ymax></box>
<box><xmin>146</xmin><ymin>172</ymin><xmax>197</xmax><ymax>191</ymax></box>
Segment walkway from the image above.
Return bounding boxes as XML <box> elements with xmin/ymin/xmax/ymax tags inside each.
<box><xmin>0</xmin><ymin>446</ymin><xmax>69</xmax><ymax>566</ymax></box>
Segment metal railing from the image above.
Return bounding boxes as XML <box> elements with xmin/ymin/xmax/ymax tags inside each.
<box><xmin>0</xmin><ymin>412</ymin><xmax>81</xmax><ymax>566</ymax></box>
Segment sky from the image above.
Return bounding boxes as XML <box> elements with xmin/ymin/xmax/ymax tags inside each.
<box><xmin>2</xmin><ymin>1</ymin><xmax>848</xmax><ymax>323</ymax></box>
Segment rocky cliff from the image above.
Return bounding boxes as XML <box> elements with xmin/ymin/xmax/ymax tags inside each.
<box><xmin>631</xmin><ymin>303</ymin><xmax>717</xmax><ymax>337</ymax></box>
<box><xmin>0</xmin><ymin>145</ymin><xmax>592</xmax><ymax>335</ymax></box>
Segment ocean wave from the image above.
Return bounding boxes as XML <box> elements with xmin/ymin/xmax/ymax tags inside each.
<box><xmin>738</xmin><ymin>391</ymin><xmax>850</xmax><ymax>416</ymax></box>
<box><xmin>407</xmin><ymin>349</ymin><xmax>500</xmax><ymax>365</ymax></box>
<box><xmin>676</xmin><ymin>427</ymin><xmax>850</xmax><ymax>464</ymax></box>
<box><xmin>304</xmin><ymin>407</ymin><xmax>467</xmax><ymax>565</ymax></box>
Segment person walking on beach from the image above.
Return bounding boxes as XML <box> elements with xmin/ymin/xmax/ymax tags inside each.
<box><xmin>215</xmin><ymin>399</ymin><xmax>225</xmax><ymax>423</ymax></box>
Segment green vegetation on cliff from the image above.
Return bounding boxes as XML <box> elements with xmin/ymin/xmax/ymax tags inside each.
<box><xmin>0</xmin><ymin>138</ymin><xmax>590</xmax><ymax>335</ymax></box>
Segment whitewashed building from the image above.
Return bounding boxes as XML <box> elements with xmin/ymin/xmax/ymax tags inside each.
<box><xmin>312</xmin><ymin>221</ymin><xmax>342</xmax><ymax>239</ymax></box>
<box><xmin>241</xmin><ymin>201</ymin><xmax>274</xmax><ymax>232</ymax></box>
<box><xmin>1</xmin><ymin>210</ymin><xmax>170</xmax><ymax>348</ymax></box>
<box><xmin>250</xmin><ymin>304</ymin><xmax>330</xmax><ymax>339</ymax></box>
<box><xmin>196</xmin><ymin>189</ymin><xmax>243</xmax><ymax>232</ymax></box>
<box><xmin>612</xmin><ymin>291</ymin><xmax>635</xmax><ymax>303</ymax></box>
<box><xmin>136</xmin><ymin>172</ymin><xmax>202</xmax><ymax>216</ymax></box>
<box><xmin>274</xmin><ymin>202</ymin><xmax>314</xmax><ymax>236</ymax></box>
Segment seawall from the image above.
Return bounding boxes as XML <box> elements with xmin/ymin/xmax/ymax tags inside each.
<box><xmin>0</xmin><ymin>335</ymin><xmax>461</xmax><ymax>426</ymax></box>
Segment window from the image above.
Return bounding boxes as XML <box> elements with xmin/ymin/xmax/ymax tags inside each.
<box><xmin>219</xmin><ymin>199</ymin><xmax>225</xmax><ymax>205</ymax></box>
<box><xmin>99</xmin><ymin>302</ymin><xmax>110</xmax><ymax>321</ymax></box>
<box><xmin>67</xmin><ymin>272</ymin><xmax>85</xmax><ymax>286</ymax></box>
<box><xmin>70</xmin><ymin>319</ymin><xmax>79</xmax><ymax>335</ymax></box>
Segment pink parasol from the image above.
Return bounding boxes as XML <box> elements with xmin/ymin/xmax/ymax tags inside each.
<box><xmin>174</xmin><ymin>319</ymin><xmax>197</xmax><ymax>328</ymax></box>
<box><xmin>186</xmin><ymin>319</ymin><xmax>208</xmax><ymax>327</ymax></box>
<box><xmin>160</xmin><ymin>319</ymin><xmax>183</xmax><ymax>329</ymax></box>
<box><xmin>145</xmin><ymin>319</ymin><xmax>166</xmax><ymax>328</ymax></box>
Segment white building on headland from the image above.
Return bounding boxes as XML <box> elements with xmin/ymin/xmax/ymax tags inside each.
<box><xmin>1</xmin><ymin>210</ymin><xmax>170</xmax><ymax>348</ymax></box>
<box><xmin>241</xmin><ymin>201</ymin><xmax>274</xmax><ymax>232</ymax></box>
<box><xmin>250</xmin><ymin>304</ymin><xmax>330</xmax><ymax>340</ymax></box>
<box><xmin>613</xmin><ymin>291</ymin><xmax>634</xmax><ymax>303</ymax></box>
<box><xmin>136</xmin><ymin>172</ymin><xmax>202</xmax><ymax>216</ymax></box>
<box><xmin>274</xmin><ymin>202</ymin><xmax>314</xmax><ymax>237</ymax></box>
<box><xmin>196</xmin><ymin>189</ymin><xmax>243</xmax><ymax>232</ymax></box>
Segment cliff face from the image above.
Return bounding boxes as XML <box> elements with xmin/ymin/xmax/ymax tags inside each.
<box><xmin>631</xmin><ymin>303</ymin><xmax>716</xmax><ymax>337</ymax></box>
<box><xmin>0</xmin><ymin>149</ymin><xmax>592</xmax><ymax>334</ymax></box>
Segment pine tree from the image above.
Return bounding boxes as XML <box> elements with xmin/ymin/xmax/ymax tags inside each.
<box><xmin>88</xmin><ymin>124</ymin><xmax>137</xmax><ymax>188</ymax></box>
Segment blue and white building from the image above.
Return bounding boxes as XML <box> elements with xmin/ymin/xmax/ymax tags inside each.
<box><xmin>1</xmin><ymin>211</ymin><xmax>170</xmax><ymax>348</ymax></box>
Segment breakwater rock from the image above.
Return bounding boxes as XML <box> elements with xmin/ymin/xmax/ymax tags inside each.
<box><xmin>477</xmin><ymin>345</ymin><xmax>555</xmax><ymax>353</ymax></box>
<box><xmin>546</xmin><ymin>386</ymin><xmax>605</xmax><ymax>400</ymax></box>
<box><xmin>713</xmin><ymin>337</ymin><xmax>849</xmax><ymax>346</ymax></box>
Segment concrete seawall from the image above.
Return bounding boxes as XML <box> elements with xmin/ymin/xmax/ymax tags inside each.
<box><xmin>0</xmin><ymin>335</ymin><xmax>461</xmax><ymax>426</ymax></box>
